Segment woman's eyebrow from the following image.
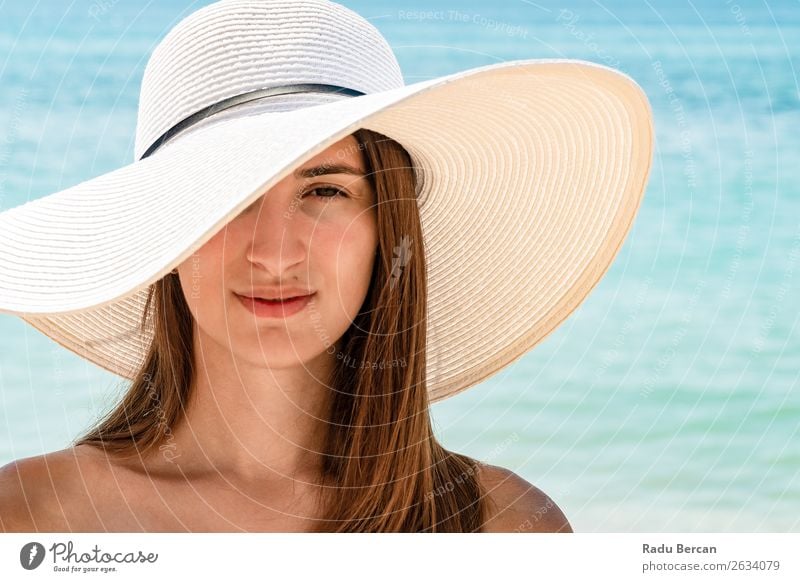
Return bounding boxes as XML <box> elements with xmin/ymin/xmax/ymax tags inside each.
<box><xmin>294</xmin><ymin>163</ymin><xmax>366</xmax><ymax>179</ymax></box>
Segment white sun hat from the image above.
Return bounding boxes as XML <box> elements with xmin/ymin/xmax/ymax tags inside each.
<box><xmin>0</xmin><ymin>0</ymin><xmax>653</xmax><ymax>403</ymax></box>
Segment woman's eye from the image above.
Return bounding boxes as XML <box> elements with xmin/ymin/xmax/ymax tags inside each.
<box><xmin>306</xmin><ymin>186</ymin><xmax>349</xmax><ymax>200</ymax></box>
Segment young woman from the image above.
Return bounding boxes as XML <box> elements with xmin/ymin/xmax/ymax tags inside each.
<box><xmin>0</xmin><ymin>0</ymin><xmax>652</xmax><ymax>533</ymax></box>
<box><xmin>2</xmin><ymin>129</ymin><xmax>572</xmax><ymax>532</ymax></box>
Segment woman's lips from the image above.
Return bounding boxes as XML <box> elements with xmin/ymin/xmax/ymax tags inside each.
<box><xmin>235</xmin><ymin>292</ymin><xmax>315</xmax><ymax>319</ymax></box>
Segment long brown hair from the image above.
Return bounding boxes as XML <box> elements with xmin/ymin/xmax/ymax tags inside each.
<box><xmin>73</xmin><ymin>128</ymin><xmax>487</xmax><ymax>532</ymax></box>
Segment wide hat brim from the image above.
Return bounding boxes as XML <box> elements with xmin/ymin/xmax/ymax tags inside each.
<box><xmin>0</xmin><ymin>59</ymin><xmax>653</xmax><ymax>403</ymax></box>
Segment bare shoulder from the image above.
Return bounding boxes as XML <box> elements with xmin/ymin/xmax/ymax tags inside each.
<box><xmin>0</xmin><ymin>445</ymin><xmax>105</xmax><ymax>532</ymax></box>
<box><xmin>477</xmin><ymin>463</ymin><xmax>573</xmax><ymax>533</ymax></box>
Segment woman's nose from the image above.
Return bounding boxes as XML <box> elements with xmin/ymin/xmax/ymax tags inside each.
<box><xmin>242</xmin><ymin>186</ymin><xmax>308</xmax><ymax>272</ymax></box>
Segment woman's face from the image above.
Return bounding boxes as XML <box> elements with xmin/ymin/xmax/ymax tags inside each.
<box><xmin>175</xmin><ymin>134</ymin><xmax>377</xmax><ymax>369</ymax></box>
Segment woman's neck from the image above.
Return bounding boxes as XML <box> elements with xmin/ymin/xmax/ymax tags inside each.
<box><xmin>154</xmin><ymin>325</ymin><xmax>335</xmax><ymax>485</ymax></box>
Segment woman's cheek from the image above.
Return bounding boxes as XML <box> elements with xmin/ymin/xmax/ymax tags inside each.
<box><xmin>178</xmin><ymin>233</ymin><xmax>227</xmax><ymax>311</ymax></box>
<box><xmin>339</xmin><ymin>215</ymin><xmax>377</xmax><ymax>298</ymax></box>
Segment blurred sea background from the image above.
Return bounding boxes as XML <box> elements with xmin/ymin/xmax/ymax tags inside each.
<box><xmin>0</xmin><ymin>0</ymin><xmax>797</xmax><ymax>532</ymax></box>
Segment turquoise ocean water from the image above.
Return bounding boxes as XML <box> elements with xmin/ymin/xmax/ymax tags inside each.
<box><xmin>0</xmin><ymin>1</ymin><xmax>797</xmax><ymax>532</ymax></box>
